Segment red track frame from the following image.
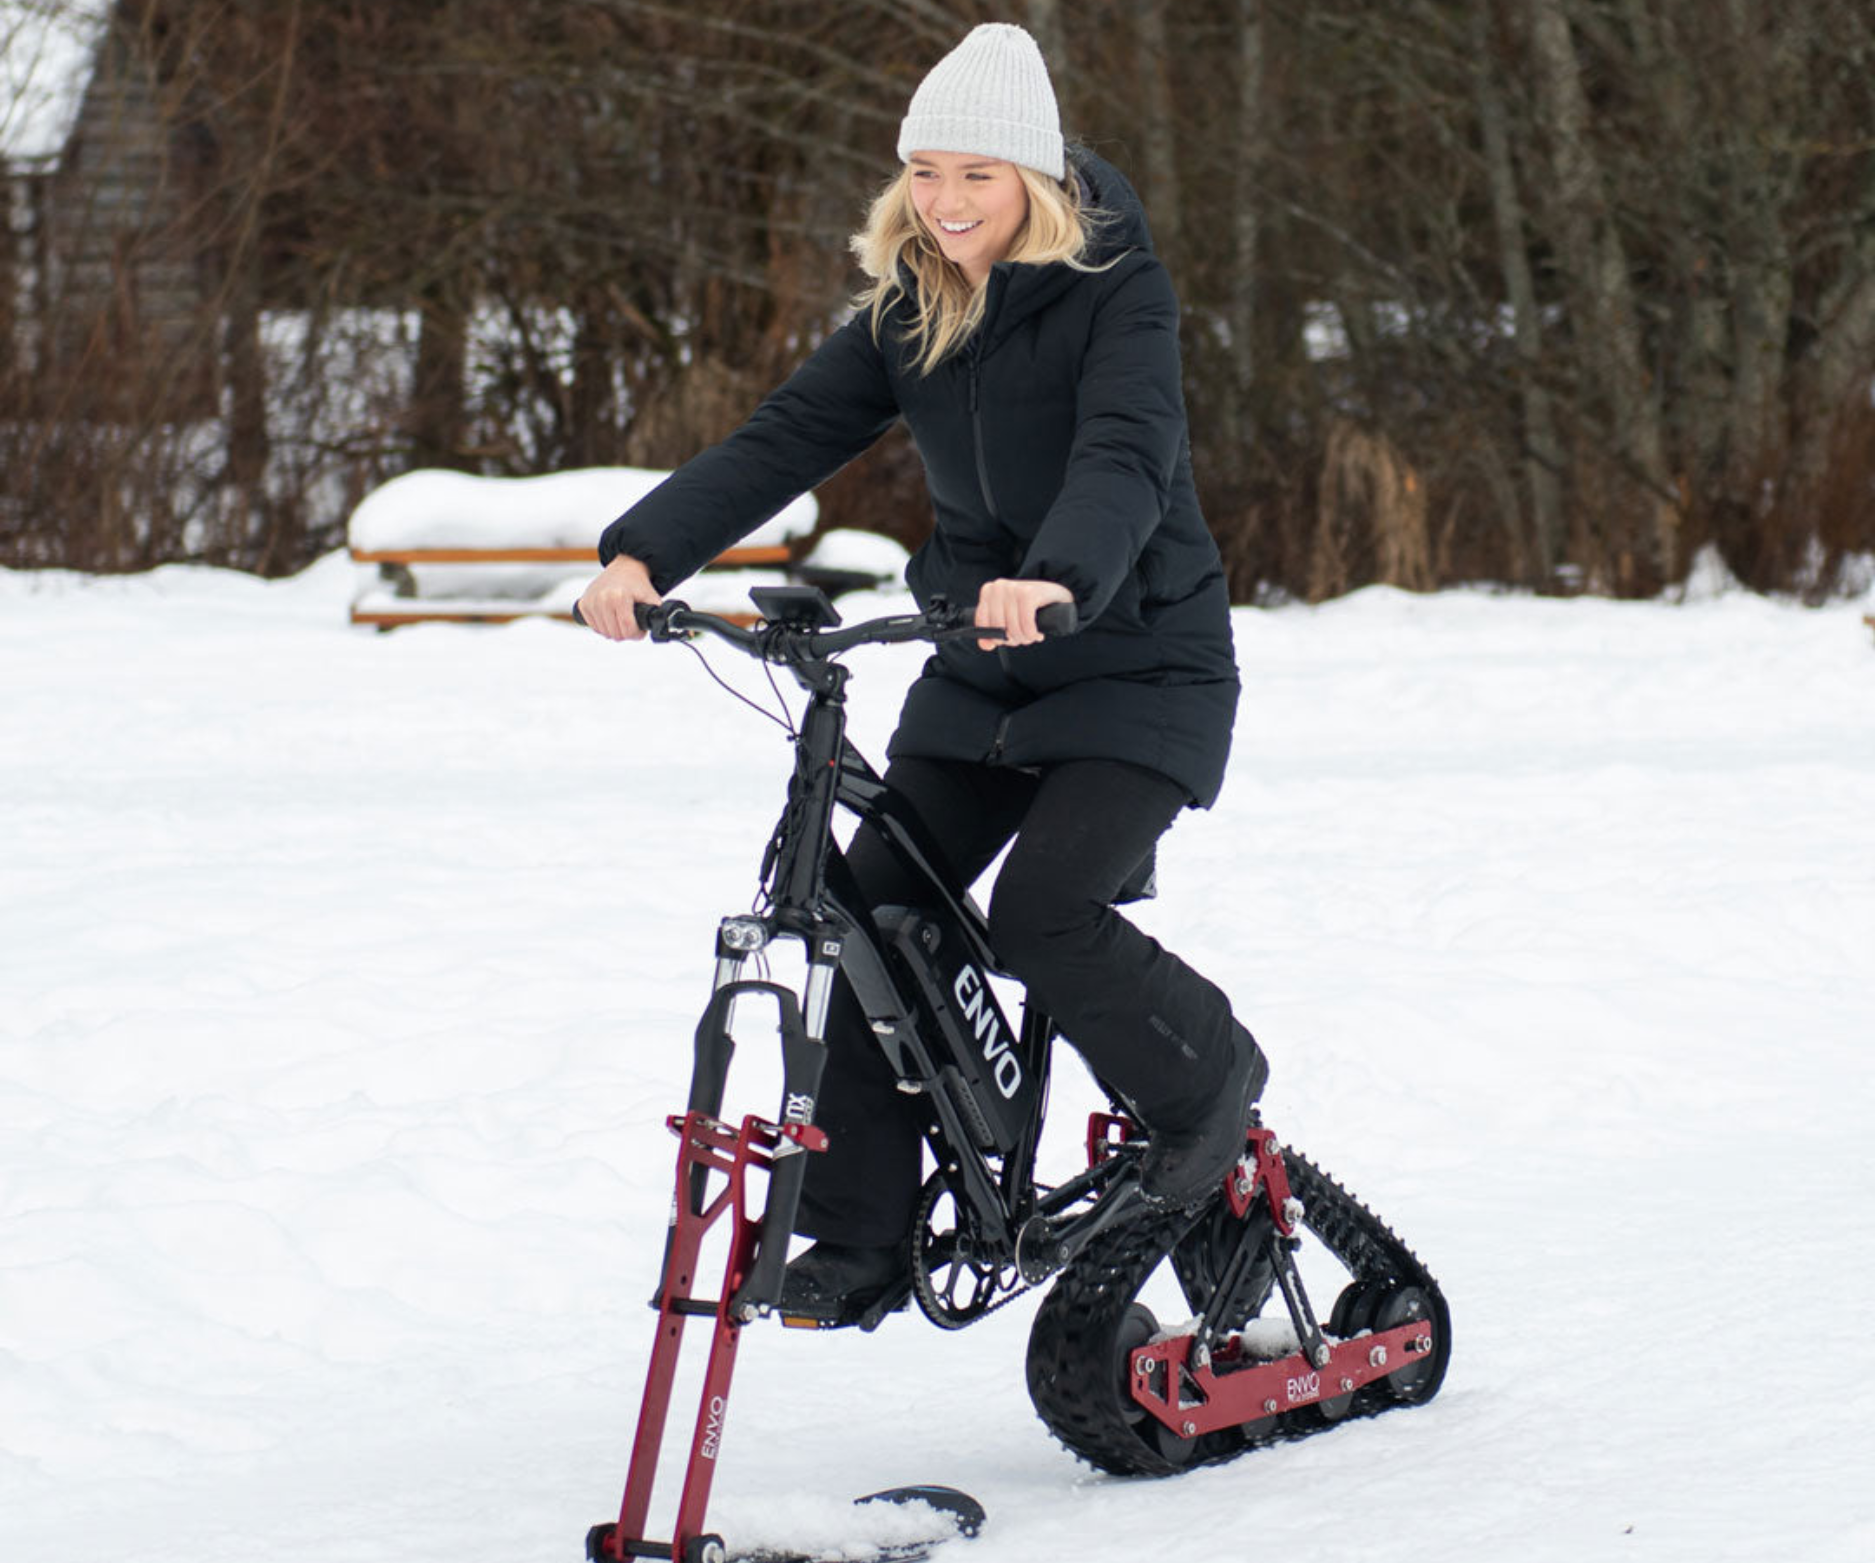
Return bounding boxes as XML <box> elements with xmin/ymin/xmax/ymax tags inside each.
<box><xmin>1127</xmin><ymin>1319</ymin><xmax>1437</xmax><ymax>1435</ymax></box>
<box><xmin>1119</xmin><ymin>1121</ymin><xmax>1437</xmax><ymax>1433</ymax></box>
<box><xmin>592</xmin><ymin>1109</ymin><xmax>825</xmax><ymax>1563</ymax></box>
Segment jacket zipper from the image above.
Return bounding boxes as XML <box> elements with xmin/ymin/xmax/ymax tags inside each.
<box><xmin>967</xmin><ymin>346</ymin><xmax>999</xmax><ymax>522</ymax></box>
<box><xmin>988</xmin><ymin>710</ymin><xmax>1012</xmax><ymax>764</ymax></box>
<box><xmin>967</xmin><ymin>330</ymin><xmax>1026</xmax><ymax>680</ymax></box>
<box><xmin>968</xmin><ymin>275</ymin><xmax>1013</xmax><ymax>687</ymax></box>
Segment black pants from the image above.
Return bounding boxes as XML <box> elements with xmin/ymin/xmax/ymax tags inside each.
<box><xmin>797</xmin><ymin>756</ymin><xmax>1240</xmax><ymax>1247</ymax></box>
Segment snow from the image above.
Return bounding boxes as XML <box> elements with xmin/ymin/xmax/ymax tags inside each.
<box><xmin>3</xmin><ymin>560</ymin><xmax>1874</xmax><ymax>1563</ymax></box>
<box><xmin>346</xmin><ymin>466</ymin><xmax>829</xmax><ymax>617</ymax></box>
<box><xmin>345</xmin><ymin>467</ymin><xmax>816</xmax><ymax>555</ymax></box>
<box><xmin>0</xmin><ymin>0</ymin><xmax>111</xmax><ymax>165</ymax></box>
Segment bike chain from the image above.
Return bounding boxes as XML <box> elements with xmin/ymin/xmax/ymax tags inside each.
<box><xmin>1023</xmin><ymin>1146</ymin><xmax>1449</xmax><ymax>1477</ymax></box>
<box><xmin>908</xmin><ymin>1168</ymin><xmax>1034</xmax><ymax>1329</ymax></box>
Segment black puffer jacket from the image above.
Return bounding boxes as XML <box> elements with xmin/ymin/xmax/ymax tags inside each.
<box><xmin>599</xmin><ymin>149</ymin><xmax>1239</xmax><ymax>807</ymax></box>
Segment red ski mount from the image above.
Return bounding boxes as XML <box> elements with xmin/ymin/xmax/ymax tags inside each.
<box><xmin>1126</xmin><ymin>1318</ymin><xmax>1438</xmax><ymax>1438</ymax></box>
<box><xmin>588</xmin><ymin>1108</ymin><xmax>826</xmax><ymax>1563</ymax></box>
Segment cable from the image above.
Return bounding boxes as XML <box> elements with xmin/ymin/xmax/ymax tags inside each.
<box><xmin>680</xmin><ymin>638</ymin><xmax>795</xmax><ymax>735</ymax></box>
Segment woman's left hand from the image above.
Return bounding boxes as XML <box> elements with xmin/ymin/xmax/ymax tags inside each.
<box><xmin>974</xmin><ymin>578</ymin><xmax>1074</xmax><ymax>650</ymax></box>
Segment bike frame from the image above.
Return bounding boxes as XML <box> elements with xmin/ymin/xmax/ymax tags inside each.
<box><xmin>585</xmin><ymin>591</ymin><xmax>1444</xmax><ymax>1563</ymax></box>
<box><xmin>591</xmin><ymin>593</ymin><xmax>1119</xmax><ymax>1563</ymax></box>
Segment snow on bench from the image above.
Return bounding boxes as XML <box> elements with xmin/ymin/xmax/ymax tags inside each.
<box><xmin>346</xmin><ymin>468</ymin><xmax>888</xmax><ymax>629</ymax></box>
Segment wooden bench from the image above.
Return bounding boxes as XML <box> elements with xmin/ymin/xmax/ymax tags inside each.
<box><xmin>348</xmin><ymin>542</ymin><xmax>874</xmax><ymax>629</ymax></box>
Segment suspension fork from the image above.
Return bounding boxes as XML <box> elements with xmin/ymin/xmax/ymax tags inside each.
<box><xmin>671</xmin><ymin>928</ymin><xmax>842</xmax><ymax>1321</ymax></box>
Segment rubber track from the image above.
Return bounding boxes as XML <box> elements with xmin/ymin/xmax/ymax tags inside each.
<box><xmin>1025</xmin><ymin>1144</ymin><xmax>1449</xmax><ymax>1477</ymax></box>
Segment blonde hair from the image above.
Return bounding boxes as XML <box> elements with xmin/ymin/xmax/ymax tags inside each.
<box><xmin>849</xmin><ymin>163</ymin><xmax>1111</xmax><ymax>374</ymax></box>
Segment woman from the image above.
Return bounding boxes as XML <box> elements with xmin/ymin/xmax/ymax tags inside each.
<box><xmin>578</xmin><ymin>22</ymin><xmax>1267</xmax><ymax>1326</ymax></box>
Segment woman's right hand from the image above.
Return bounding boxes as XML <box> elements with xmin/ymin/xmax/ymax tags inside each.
<box><xmin>577</xmin><ymin>554</ymin><xmax>661</xmax><ymax>641</ymax></box>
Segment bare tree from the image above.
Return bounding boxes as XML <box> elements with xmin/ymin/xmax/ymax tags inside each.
<box><xmin>4</xmin><ymin>0</ymin><xmax>1869</xmax><ymax>593</ymax></box>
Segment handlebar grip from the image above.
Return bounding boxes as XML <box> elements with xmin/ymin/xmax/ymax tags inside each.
<box><xmin>1036</xmin><ymin>600</ymin><xmax>1079</xmax><ymax>638</ymax></box>
<box><xmin>569</xmin><ymin>599</ymin><xmax>662</xmax><ymax>632</ymax></box>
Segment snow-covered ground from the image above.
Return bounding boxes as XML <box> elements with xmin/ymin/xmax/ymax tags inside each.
<box><xmin>4</xmin><ymin>557</ymin><xmax>1873</xmax><ymax>1563</ymax></box>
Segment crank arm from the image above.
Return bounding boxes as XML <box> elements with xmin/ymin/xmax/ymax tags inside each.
<box><xmin>1014</xmin><ymin>1165</ymin><xmax>1145</xmax><ymax>1283</ymax></box>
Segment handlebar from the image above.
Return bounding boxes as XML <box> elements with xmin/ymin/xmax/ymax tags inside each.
<box><xmin>573</xmin><ymin>595</ymin><xmax>1078</xmax><ymax>662</ymax></box>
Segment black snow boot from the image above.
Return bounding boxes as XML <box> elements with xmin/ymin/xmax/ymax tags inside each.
<box><xmin>1139</xmin><ymin>1023</ymin><xmax>1269</xmax><ymax>1209</ymax></box>
<box><xmin>777</xmin><ymin>1240</ymin><xmax>907</xmax><ymax>1328</ymax></box>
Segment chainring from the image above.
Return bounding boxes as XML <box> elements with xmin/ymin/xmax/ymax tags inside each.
<box><xmin>909</xmin><ymin>1169</ymin><xmax>1022</xmax><ymax>1329</ymax></box>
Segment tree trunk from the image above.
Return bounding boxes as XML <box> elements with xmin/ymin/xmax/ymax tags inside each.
<box><xmin>409</xmin><ymin>281</ymin><xmax>468</xmax><ymax>471</ymax></box>
<box><xmin>1526</xmin><ymin>0</ymin><xmax>1679</xmax><ymax>584</ymax></box>
<box><xmin>1134</xmin><ymin>0</ymin><xmax>1181</xmax><ymax>267</ymax></box>
<box><xmin>1788</xmin><ymin>220</ymin><xmax>1875</xmax><ymax>513</ymax></box>
<box><xmin>1716</xmin><ymin>2</ymin><xmax>1799</xmax><ymax>525</ymax></box>
<box><xmin>1229</xmin><ymin>0</ymin><xmax>1263</xmax><ymax>407</ymax></box>
<box><xmin>223</xmin><ymin>254</ymin><xmax>273</xmax><ymax>566</ymax></box>
<box><xmin>1473</xmin><ymin>0</ymin><xmax>1561</xmax><ymax>579</ymax></box>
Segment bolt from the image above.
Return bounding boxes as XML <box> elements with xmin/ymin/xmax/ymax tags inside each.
<box><xmin>1369</xmin><ymin>1345</ymin><xmax>1388</xmax><ymax>1368</ymax></box>
<box><xmin>1340</xmin><ymin>1377</ymin><xmax>1355</xmax><ymax>1393</ymax></box>
<box><xmin>1182</xmin><ymin>1420</ymin><xmax>1198</xmax><ymax>1437</ymax></box>
<box><xmin>1313</xmin><ymin>1343</ymin><xmax>1332</xmax><ymax>1368</ymax></box>
<box><xmin>1135</xmin><ymin>1358</ymin><xmax>1151</xmax><ymax>1376</ymax></box>
<box><xmin>1263</xmin><ymin>1398</ymin><xmax>1279</xmax><ymax>1415</ymax></box>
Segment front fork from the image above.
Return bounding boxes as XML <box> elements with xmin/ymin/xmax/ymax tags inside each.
<box><xmin>590</xmin><ymin>921</ymin><xmax>839</xmax><ymax>1563</ymax></box>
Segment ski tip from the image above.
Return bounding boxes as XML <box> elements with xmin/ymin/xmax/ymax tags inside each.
<box><xmin>854</xmin><ymin>1485</ymin><xmax>986</xmax><ymax>1539</ymax></box>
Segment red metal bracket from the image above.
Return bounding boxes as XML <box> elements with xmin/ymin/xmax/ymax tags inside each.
<box><xmin>1086</xmin><ymin>1110</ymin><xmax>1144</xmax><ymax>1168</ymax></box>
<box><xmin>1126</xmin><ymin>1318</ymin><xmax>1437</xmax><ymax>1436</ymax></box>
<box><xmin>594</xmin><ymin>1109</ymin><xmax>822</xmax><ymax>1563</ymax></box>
<box><xmin>1226</xmin><ymin>1127</ymin><xmax>1297</xmax><ymax>1233</ymax></box>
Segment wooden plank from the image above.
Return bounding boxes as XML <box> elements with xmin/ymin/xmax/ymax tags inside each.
<box><xmin>348</xmin><ymin>544</ymin><xmax>794</xmax><ymax>568</ymax></box>
<box><xmin>350</xmin><ymin>606</ymin><xmax>574</xmax><ymax>627</ymax></box>
<box><xmin>349</xmin><ymin>604</ymin><xmax>761</xmax><ymax>629</ymax></box>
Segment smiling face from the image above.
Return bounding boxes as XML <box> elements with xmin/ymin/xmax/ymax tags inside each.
<box><xmin>907</xmin><ymin>151</ymin><xmax>1032</xmax><ymax>287</ymax></box>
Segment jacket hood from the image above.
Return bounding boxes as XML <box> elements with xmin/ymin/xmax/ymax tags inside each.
<box><xmin>967</xmin><ymin>146</ymin><xmax>1154</xmax><ymax>350</ymax></box>
<box><xmin>1068</xmin><ymin>145</ymin><xmax>1154</xmax><ymax>262</ymax></box>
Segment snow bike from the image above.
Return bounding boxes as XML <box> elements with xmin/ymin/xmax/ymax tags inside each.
<box><xmin>578</xmin><ymin>586</ymin><xmax>1450</xmax><ymax>1563</ymax></box>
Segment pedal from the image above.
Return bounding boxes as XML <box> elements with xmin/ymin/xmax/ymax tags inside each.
<box><xmin>778</xmin><ymin>1279</ymin><xmax>911</xmax><ymax>1333</ymax></box>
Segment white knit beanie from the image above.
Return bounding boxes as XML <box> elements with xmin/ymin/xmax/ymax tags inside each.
<box><xmin>896</xmin><ymin>22</ymin><xmax>1065</xmax><ymax>181</ymax></box>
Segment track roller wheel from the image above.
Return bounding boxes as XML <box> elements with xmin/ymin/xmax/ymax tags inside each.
<box><xmin>1115</xmin><ymin>1303</ymin><xmax>1199</xmax><ymax>1470</ymax></box>
<box><xmin>1368</xmin><ymin>1283</ymin><xmax>1448</xmax><ymax>1404</ymax></box>
<box><xmin>1292</xmin><ymin>1281</ymin><xmax>1381</xmax><ymax>1427</ymax></box>
<box><xmin>1329</xmin><ymin>1279</ymin><xmax>1383</xmax><ymax>1339</ymax></box>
